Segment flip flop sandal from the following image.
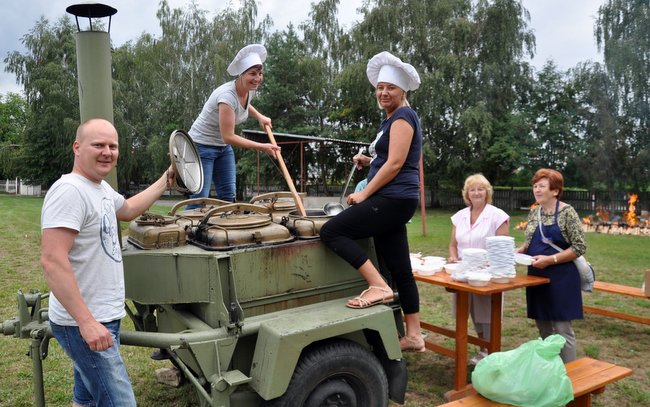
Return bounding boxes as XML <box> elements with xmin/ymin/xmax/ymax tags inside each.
<box><xmin>346</xmin><ymin>286</ymin><xmax>393</xmax><ymax>309</ymax></box>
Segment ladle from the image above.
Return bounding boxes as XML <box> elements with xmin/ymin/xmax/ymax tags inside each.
<box><xmin>323</xmin><ymin>147</ymin><xmax>364</xmax><ymax>215</ymax></box>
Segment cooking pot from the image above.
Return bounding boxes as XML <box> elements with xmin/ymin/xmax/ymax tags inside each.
<box><xmin>127</xmin><ymin>212</ymin><xmax>188</xmax><ymax>249</ymax></box>
<box><xmin>285</xmin><ymin>209</ymin><xmax>334</xmax><ymax>239</ymax></box>
<box><xmin>188</xmin><ymin>203</ymin><xmax>294</xmax><ymax>250</ymax></box>
<box><xmin>168</xmin><ymin>197</ymin><xmax>232</xmax><ymax>226</ymax></box>
<box><xmin>249</xmin><ymin>191</ymin><xmax>307</xmax><ymax>224</ymax></box>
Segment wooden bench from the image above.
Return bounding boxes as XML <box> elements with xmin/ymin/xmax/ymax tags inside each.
<box><xmin>583</xmin><ymin>281</ymin><xmax>650</xmax><ymax>325</ymax></box>
<box><xmin>438</xmin><ymin>357</ymin><xmax>632</xmax><ymax>407</ymax></box>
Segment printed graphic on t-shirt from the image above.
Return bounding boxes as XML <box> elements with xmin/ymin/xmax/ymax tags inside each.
<box><xmin>100</xmin><ymin>198</ymin><xmax>122</xmax><ymax>263</ymax></box>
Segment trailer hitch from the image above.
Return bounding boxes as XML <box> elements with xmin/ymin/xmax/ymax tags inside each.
<box><xmin>2</xmin><ymin>290</ymin><xmax>53</xmax><ymax>407</ymax></box>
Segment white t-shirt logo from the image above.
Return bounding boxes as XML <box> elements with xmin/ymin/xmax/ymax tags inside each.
<box><xmin>100</xmin><ymin>198</ymin><xmax>122</xmax><ymax>263</ymax></box>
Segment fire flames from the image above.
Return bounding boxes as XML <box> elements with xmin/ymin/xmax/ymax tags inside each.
<box><xmin>581</xmin><ymin>193</ymin><xmax>649</xmax><ymax>236</ymax></box>
<box><xmin>518</xmin><ymin>196</ymin><xmax>647</xmax><ymax>235</ymax></box>
<box><xmin>514</xmin><ymin>203</ymin><xmax>538</xmax><ymax>230</ymax></box>
<box><xmin>515</xmin><ymin>221</ymin><xmax>527</xmax><ymax>230</ymax></box>
<box><xmin>622</xmin><ymin>194</ymin><xmax>639</xmax><ymax>227</ymax></box>
<box><xmin>596</xmin><ymin>206</ymin><xmax>610</xmax><ymax>223</ymax></box>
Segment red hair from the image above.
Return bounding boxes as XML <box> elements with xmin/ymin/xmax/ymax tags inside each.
<box><xmin>532</xmin><ymin>168</ymin><xmax>564</xmax><ymax>198</ymax></box>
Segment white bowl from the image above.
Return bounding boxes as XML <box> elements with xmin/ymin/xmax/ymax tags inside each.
<box><xmin>491</xmin><ymin>277</ymin><xmax>511</xmax><ymax>284</ymax></box>
<box><xmin>468</xmin><ymin>279</ymin><xmax>490</xmax><ymax>287</ymax></box>
<box><xmin>417</xmin><ymin>263</ymin><xmax>443</xmax><ymax>276</ymax></box>
<box><xmin>443</xmin><ymin>263</ymin><xmax>461</xmax><ymax>274</ymax></box>
<box><xmin>466</xmin><ymin>271</ymin><xmax>491</xmax><ymax>286</ymax></box>
<box><xmin>514</xmin><ymin>253</ymin><xmax>534</xmax><ymax>266</ymax></box>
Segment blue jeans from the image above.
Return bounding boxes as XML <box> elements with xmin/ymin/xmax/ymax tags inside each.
<box><xmin>50</xmin><ymin>320</ymin><xmax>136</xmax><ymax>407</ymax></box>
<box><xmin>191</xmin><ymin>143</ymin><xmax>236</xmax><ymax>203</ymax></box>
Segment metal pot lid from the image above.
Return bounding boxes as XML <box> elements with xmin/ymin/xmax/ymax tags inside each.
<box><xmin>169</xmin><ymin>129</ymin><xmax>203</xmax><ymax>194</ymax></box>
<box><xmin>199</xmin><ymin>203</ymin><xmax>274</xmax><ymax>229</ymax></box>
<box><xmin>207</xmin><ymin>213</ymin><xmax>272</xmax><ymax>229</ymax></box>
<box><xmin>134</xmin><ymin>212</ymin><xmax>177</xmax><ymax>226</ymax></box>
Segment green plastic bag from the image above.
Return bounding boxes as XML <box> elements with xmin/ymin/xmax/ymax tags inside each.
<box><xmin>471</xmin><ymin>335</ymin><xmax>574</xmax><ymax>407</ymax></box>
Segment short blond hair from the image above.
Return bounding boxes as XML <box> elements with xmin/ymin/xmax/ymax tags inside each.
<box><xmin>462</xmin><ymin>173</ymin><xmax>493</xmax><ymax>206</ymax></box>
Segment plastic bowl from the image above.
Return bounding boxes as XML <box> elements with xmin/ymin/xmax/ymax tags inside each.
<box><xmin>418</xmin><ymin>263</ymin><xmax>443</xmax><ymax>276</ymax></box>
<box><xmin>443</xmin><ymin>263</ymin><xmax>461</xmax><ymax>274</ymax></box>
<box><xmin>466</xmin><ymin>272</ymin><xmax>491</xmax><ymax>286</ymax></box>
<box><xmin>514</xmin><ymin>253</ymin><xmax>534</xmax><ymax>266</ymax></box>
<box><xmin>410</xmin><ymin>258</ymin><xmax>423</xmax><ymax>270</ymax></box>
<box><xmin>423</xmin><ymin>255</ymin><xmax>445</xmax><ymax>263</ymax></box>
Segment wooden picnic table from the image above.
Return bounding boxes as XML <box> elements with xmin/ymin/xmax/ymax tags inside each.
<box><xmin>438</xmin><ymin>356</ymin><xmax>633</xmax><ymax>406</ymax></box>
<box><xmin>414</xmin><ymin>272</ymin><xmax>550</xmax><ymax>401</ymax></box>
<box><xmin>583</xmin><ymin>280</ymin><xmax>650</xmax><ymax>325</ymax></box>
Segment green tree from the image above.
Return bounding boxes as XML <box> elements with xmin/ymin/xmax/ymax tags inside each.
<box><xmin>0</xmin><ymin>93</ymin><xmax>30</xmax><ymax>179</ymax></box>
<box><xmin>4</xmin><ymin>16</ymin><xmax>79</xmax><ymax>186</ymax></box>
<box><xmin>526</xmin><ymin>61</ymin><xmax>582</xmax><ymax>173</ymax></box>
<box><xmin>596</xmin><ymin>0</ymin><xmax>650</xmax><ymax>189</ymax></box>
<box><xmin>569</xmin><ymin>62</ymin><xmax>627</xmax><ymax>190</ymax></box>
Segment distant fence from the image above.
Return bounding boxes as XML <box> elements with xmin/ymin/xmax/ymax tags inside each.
<box><xmin>0</xmin><ymin>179</ymin><xmax>42</xmax><ymax>196</ymax></box>
<box><xmin>432</xmin><ymin>189</ymin><xmax>649</xmax><ymax>215</ymax></box>
<box><xmin>244</xmin><ymin>184</ymin><xmax>649</xmax><ymax>215</ymax></box>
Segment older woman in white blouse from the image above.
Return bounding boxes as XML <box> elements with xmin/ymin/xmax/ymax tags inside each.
<box><xmin>448</xmin><ymin>173</ymin><xmax>510</xmax><ymax>365</ymax></box>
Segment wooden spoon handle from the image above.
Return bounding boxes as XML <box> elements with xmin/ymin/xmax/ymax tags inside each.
<box><xmin>264</xmin><ymin>125</ymin><xmax>306</xmax><ymax>216</ymax></box>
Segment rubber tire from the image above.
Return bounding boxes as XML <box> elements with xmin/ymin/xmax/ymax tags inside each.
<box><xmin>266</xmin><ymin>339</ymin><xmax>389</xmax><ymax>407</ymax></box>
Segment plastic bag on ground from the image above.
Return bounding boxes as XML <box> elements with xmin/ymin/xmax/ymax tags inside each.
<box><xmin>471</xmin><ymin>334</ymin><xmax>574</xmax><ymax>407</ymax></box>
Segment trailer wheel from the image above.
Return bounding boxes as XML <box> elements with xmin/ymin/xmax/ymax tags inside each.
<box><xmin>267</xmin><ymin>339</ymin><xmax>389</xmax><ymax>407</ymax></box>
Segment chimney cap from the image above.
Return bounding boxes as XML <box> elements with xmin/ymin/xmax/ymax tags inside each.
<box><xmin>66</xmin><ymin>3</ymin><xmax>117</xmax><ymax>33</ymax></box>
<box><xmin>66</xmin><ymin>3</ymin><xmax>117</xmax><ymax>18</ymax></box>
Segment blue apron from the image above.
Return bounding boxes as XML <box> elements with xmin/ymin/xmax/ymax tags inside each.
<box><xmin>526</xmin><ymin>201</ymin><xmax>583</xmax><ymax>321</ymax></box>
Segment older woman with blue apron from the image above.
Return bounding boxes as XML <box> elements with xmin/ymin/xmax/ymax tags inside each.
<box><xmin>517</xmin><ymin>168</ymin><xmax>587</xmax><ymax>362</ymax></box>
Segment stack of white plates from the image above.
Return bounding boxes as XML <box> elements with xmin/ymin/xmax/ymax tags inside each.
<box><xmin>461</xmin><ymin>248</ymin><xmax>489</xmax><ymax>273</ymax></box>
<box><xmin>485</xmin><ymin>236</ymin><xmax>516</xmax><ymax>282</ymax></box>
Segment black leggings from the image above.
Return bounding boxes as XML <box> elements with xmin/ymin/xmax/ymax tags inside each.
<box><xmin>320</xmin><ymin>195</ymin><xmax>420</xmax><ymax>314</ymax></box>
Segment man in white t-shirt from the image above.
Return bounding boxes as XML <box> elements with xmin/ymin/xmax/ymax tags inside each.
<box><xmin>41</xmin><ymin>118</ymin><xmax>173</xmax><ymax>407</ymax></box>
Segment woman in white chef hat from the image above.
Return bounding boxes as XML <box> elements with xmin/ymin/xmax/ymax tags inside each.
<box><xmin>187</xmin><ymin>44</ymin><xmax>280</xmax><ymax>203</ymax></box>
<box><xmin>321</xmin><ymin>51</ymin><xmax>425</xmax><ymax>352</ymax></box>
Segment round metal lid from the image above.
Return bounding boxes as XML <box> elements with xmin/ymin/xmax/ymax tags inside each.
<box><xmin>169</xmin><ymin>130</ymin><xmax>203</xmax><ymax>195</ymax></box>
<box><xmin>207</xmin><ymin>214</ymin><xmax>272</xmax><ymax>229</ymax></box>
<box><xmin>134</xmin><ymin>213</ymin><xmax>177</xmax><ymax>226</ymax></box>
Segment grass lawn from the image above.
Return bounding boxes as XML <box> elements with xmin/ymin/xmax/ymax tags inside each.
<box><xmin>0</xmin><ymin>195</ymin><xmax>648</xmax><ymax>406</ymax></box>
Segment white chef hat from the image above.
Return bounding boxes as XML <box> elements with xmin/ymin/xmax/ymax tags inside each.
<box><xmin>227</xmin><ymin>44</ymin><xmax>267</xmax><ymax>76</ymax></box>
<box><xmin>366</xmin><ymin>51</ymin><xmax>420</xmax><ymax>92</ymax></box>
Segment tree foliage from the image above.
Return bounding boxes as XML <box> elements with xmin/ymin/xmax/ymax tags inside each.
<box><xmin>2</xmin><ymin>0</ymin><xmax>649</xmax><ymax>194</ymax></box>
<box><xmin>596</xmin><ymin>0</ymin><xmax>650</xmax><ymax>190</ymax></box>
<box><xmin>4</xmin><ymin>16</ymin><xmax>79</xmax><ymax>186</ymax></box>
<box><xmin>0</xmin><ymin>93</ymin><xmax>30</xmax><ymax>178</ymax></box>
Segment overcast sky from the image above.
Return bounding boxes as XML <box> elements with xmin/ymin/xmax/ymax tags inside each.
<box><xmin>0</xmin><ymin>0</ymin><xmax>605</xmax><ymax>96</ymax></box>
